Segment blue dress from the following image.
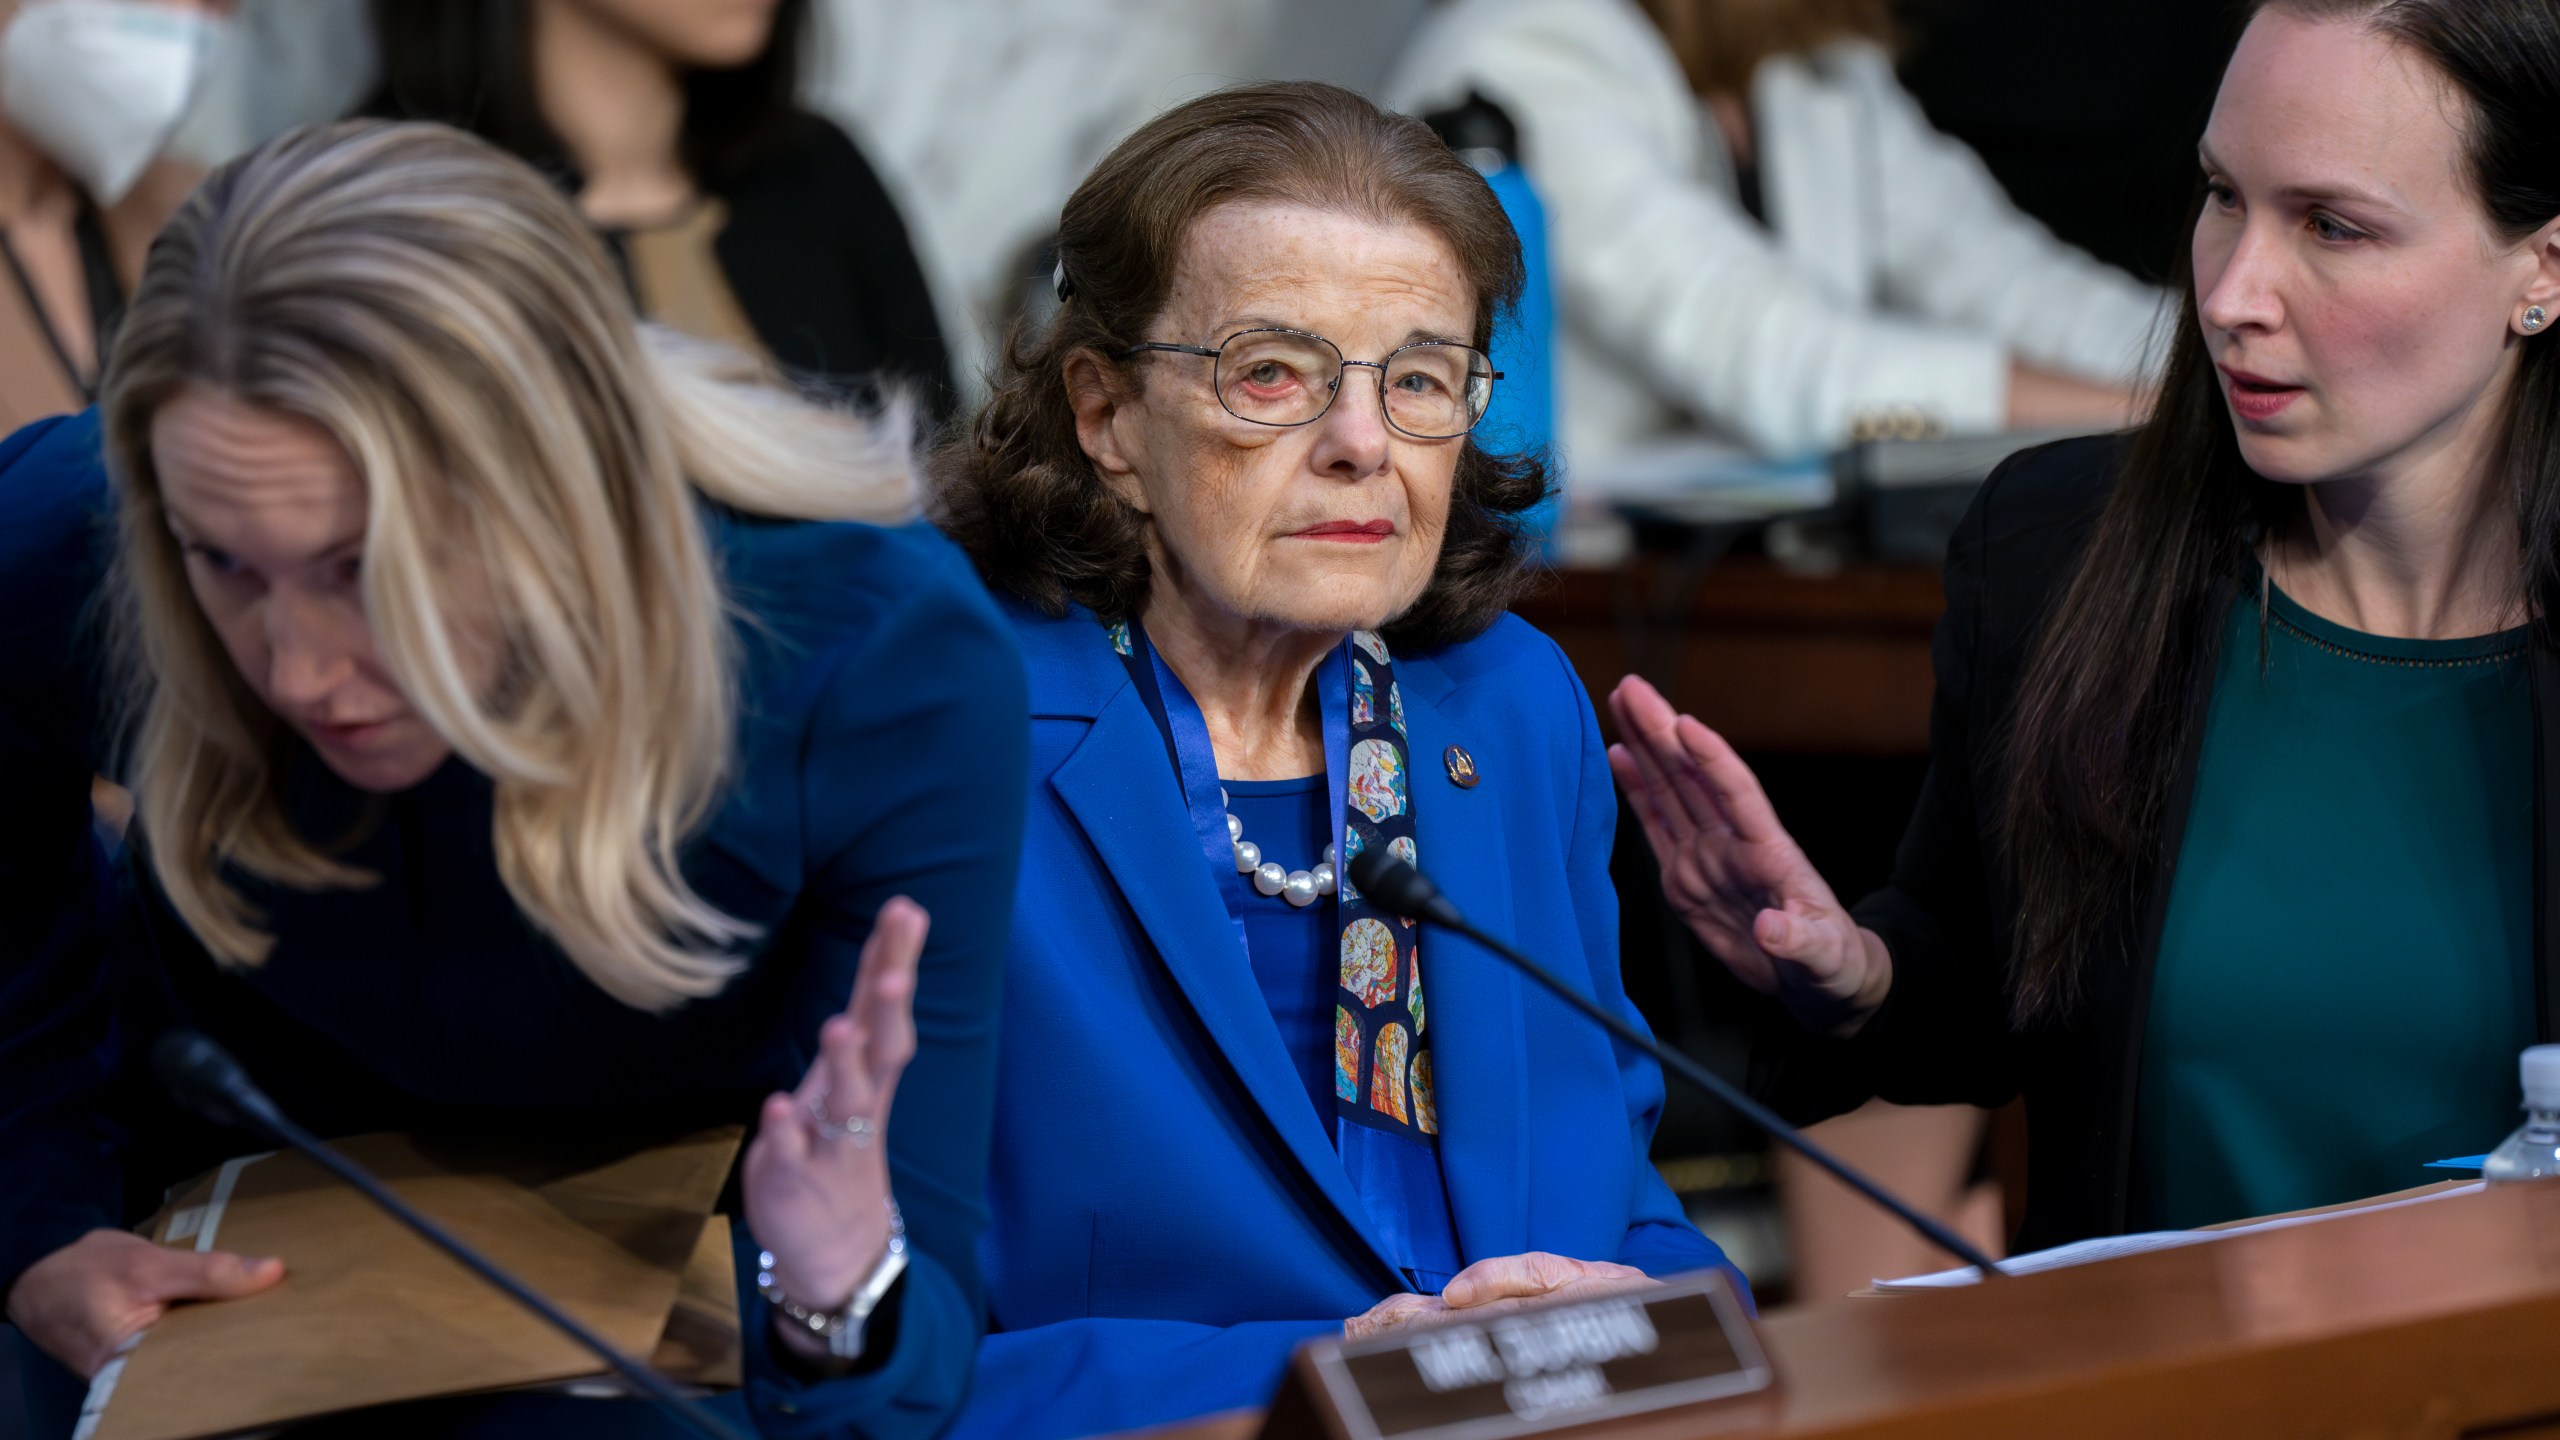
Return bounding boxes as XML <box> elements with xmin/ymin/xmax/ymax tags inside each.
<box><xmin>0</xmin><ymin>411</ymin><xmax>1028</xmax><ymax>1439</ymax></box>
<box><xmin>955</xmin><ymin>597</ymin><xmax>1742</xmax><ymax>1440</ymax></box>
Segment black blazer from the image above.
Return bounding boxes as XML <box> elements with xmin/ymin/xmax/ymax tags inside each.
<box><xmin>1757</xmin><ymin>433</ymin><xmax>2560</xmax><ymax>1251</ymax></box>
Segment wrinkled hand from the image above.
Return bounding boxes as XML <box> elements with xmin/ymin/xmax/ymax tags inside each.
<box><xmin>1607</xmin><ymin>676</ymin><xmax>1892</xmax><ymax>1035</ymax></box>
<box><xmin>743</xmin><ymin>897</ymin><xmax>926</xmax><ymax>1353</ymax></box>
<box><xmin>5</xmin><ymin>1229</ymin><xmax>284</xmax><ymax>1379</ymax></box>
<box><xmin>1435</xmin><ymin>1252</ymin><xmax>1657</xmax><ymax>1321</ymax></box>
<box><xmin>1345</xmin><ymin>1291</ymin><xmax>1448</xmax><ymax>1342</ymax></box>
<box><xmin>1344</xmin><ymin>1253</ymin><xmax>1659</xmax><ymax>1341</ymax></box>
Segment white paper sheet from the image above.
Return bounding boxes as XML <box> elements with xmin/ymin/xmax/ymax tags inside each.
<box><xmin>1873</xmin><ymin>1182</ymin><xmax>2486</xmax><ymax>1291</ymax></box>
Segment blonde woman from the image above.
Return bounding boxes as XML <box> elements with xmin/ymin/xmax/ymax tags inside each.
<box><xmin>0</xmin><ymin>121</ymin><xmax>1026</xmax><ymax>1439</ymax></box>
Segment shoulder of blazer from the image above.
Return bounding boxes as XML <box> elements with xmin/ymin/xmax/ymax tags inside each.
<box><xmin>0</xmin><ymin>408</ymin><xmax>108</xmax><ymax>591</ymax></box>
<box><xmin>709</xmin><ymin>509</ymin><xmax>992</xmax><ymax>637</ymax></box>
<box><xmin>1000</xmin><ymin>592</ymin><xmax>1130</xmax><ymax>721</ymax></box>
<box><xmin>703</xmin><ymin>511</ymin><xmax>1023</xmax><ymax>748</ymax></box>
<box><xmin>1393</xmin><ymin>612</ymin><xmax>1594</xmax><ymax>764</ymax></box>
<box><xmin>0</xmin><ymin>408</ymin><xmax>113</xmax><ymax>765</ymax></box>
<box><xmin>1951</xmin><ymin>430</ymin><xmax>2131</xmax><ymax>627</ymax></box>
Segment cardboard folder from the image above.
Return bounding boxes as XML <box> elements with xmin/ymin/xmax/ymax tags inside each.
<box><xmin>84</xmin><ymin>1127</ymin><xmax>745</xmax><ymax>1440</ymax></box>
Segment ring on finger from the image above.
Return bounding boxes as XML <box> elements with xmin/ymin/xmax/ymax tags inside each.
<box><xmin>808</xmin><ymin>1088</ymin><xmax>877</xmax><ymax>1147</ymax></box>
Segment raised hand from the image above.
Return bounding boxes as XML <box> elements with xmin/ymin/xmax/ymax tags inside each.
<box><xmin>1606</xmin><ymin>675</ymin><xmax>1892</xmax><ymax>1035</ymax></box>
<box><xmin>6</xmin><ymin>1229</ymin><xmax>285</xmax><ymax>1379</ymax></box>
<box><xmin>743</xmin><ymin>897</ymin><xmax>927</xmax><ymax>1351</ymax></box>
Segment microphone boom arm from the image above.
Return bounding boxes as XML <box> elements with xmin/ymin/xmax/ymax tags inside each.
<box><xmin>1348</xmin><ymin>854</ymin><xmax>2005</xmax><ymax>1278</ymax></box>
<box><xmin>152</xmin><ymin>1032</ymin><xmax>755</xmax><ymax>1440</ymax></box>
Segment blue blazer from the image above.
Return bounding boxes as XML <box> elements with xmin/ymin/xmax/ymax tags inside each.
<box><xmin>0</xmin><ymin>411</ymin><xmax>1028</xmax><ymax>1440</ymax></box>
<box><xmin>954</xmin><ymin>598</ymin><xmax>1741</xmax><ymax>1440</ymax></box>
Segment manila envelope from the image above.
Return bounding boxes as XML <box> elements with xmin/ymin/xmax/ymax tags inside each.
<box><xmin>87</xmin><ymin>1126</ymin><xmax>744</xmax><ymax>1440</ymax></box>
<box><xmin>652</xmin><ymin>1213</ymin><xmax>743</xmax><ymax>1390</ymax></box>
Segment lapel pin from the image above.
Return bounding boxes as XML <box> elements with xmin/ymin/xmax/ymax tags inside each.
<box><xmin>1443</xmin><ymin>745</ymin><xmax>1479</xmax><ymax>789</ymax></box>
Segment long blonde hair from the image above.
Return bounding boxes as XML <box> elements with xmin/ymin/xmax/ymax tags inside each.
<box><xmin>102</xmin><ymin>120</ymin><xmax>916</xmax><ymax>1012</ymax></box>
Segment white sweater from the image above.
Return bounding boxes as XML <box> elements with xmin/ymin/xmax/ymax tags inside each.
<box><xmin>1389</xmin><ymin>0</ymin><xmax>2168</xmax><ymax>461</ymax></box>
<box><xmin>808</xmin><ymin>0</ymin><xmax>1280</xmax><ymax>400</ymax></box>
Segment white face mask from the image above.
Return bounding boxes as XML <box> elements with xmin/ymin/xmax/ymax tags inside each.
<box><xmin>0</xmin><ymin>0</ymin><xmax>227</xmax><ymax>204</ymax></box>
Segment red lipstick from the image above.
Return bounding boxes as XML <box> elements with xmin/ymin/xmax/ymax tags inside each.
<box><xmin>1292</xmin><ymin>519</ymin><xmax>1396</xmax><ymax>544</ymax></box>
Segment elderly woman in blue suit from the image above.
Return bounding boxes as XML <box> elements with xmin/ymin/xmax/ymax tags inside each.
<box><xmin>934</xmin><ymin>81</ymin><xmax>1744</xmax><ymax>1440</ymax></box>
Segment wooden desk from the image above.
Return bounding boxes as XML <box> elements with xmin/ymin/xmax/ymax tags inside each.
<box><xmin>1513</xmin><ymin>560</ymin><xmax>1943</xmax><ymax>756</ymax></box>
<box><xmin>1125</xmin><ymin>1180</ymin><xmax>2560</xmax><ymax>1439</ymax></box>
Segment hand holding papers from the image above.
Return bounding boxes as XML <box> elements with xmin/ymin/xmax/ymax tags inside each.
<box><xmin>81</xmin><ymin>1127</ymin><xmax>744</xmax><ymax>1440</ymax></box>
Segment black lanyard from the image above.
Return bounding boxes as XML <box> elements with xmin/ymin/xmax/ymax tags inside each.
<box><xmin>0</xmin><ymin>204</ymin><xmax>123</xmax><ymax>403</ymax></box>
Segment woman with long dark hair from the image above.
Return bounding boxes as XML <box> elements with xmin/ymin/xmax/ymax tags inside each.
<box><xmin>1615</xmin><ymin>0</ymin><xmax>2560</xmax><ymax>1248</ymax></box>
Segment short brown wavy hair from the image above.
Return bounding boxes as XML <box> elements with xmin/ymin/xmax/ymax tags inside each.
<box><xmin>932</xmin><ymin>80</ymin><xmax>1551</xmax><ymax>651</ymax></box>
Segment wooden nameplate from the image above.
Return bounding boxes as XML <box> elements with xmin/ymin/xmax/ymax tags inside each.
<box><xmin>1262</xmin><ymin>1270</ymin><xmax>1773</xmax><ymax>1440</ymax></box>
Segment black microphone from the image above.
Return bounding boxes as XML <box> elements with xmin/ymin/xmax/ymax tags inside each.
<box><xmin>152</xmin><ymin>1031</ymin><xmax>755</xmax><ymax>1440</ymax></box>
<box><xmin>1348</xmin><ymin>852</ymin><xmax>2007</xmax><ymax>1279</ymax></box>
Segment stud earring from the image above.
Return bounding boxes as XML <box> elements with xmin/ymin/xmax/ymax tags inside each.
<box><xmin>2526</xmin><ymin>306</ymin><xmax>2549</xmax><ymax>333</ymax></box>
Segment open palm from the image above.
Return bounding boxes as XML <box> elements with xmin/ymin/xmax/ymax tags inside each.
<box><xmin>743</xmin><ymin>897</ymin><xmax>926</xmax><ymax>1315</ymax></box>
<box><xmin>1605</xmin><ymin>676</ymin><xmax>1891</xmax><ymax>1034</ymax></box>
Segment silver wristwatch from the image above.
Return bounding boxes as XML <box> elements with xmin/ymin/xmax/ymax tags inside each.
<box><xmin>756</xmin><ymin>1198</ymin><xmax>908</xmax><ymax>1363</ymax></box>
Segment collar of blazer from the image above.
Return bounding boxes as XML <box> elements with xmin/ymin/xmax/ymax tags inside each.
<box><xmin>1011</xmin><ymin>594</ymin><xmax>1534</xmax><ymax>1276</ymax></box>
<box><xmin>1011</xmin><ymin>595</ymin><xmax>1466</xmax><ymax>719</ymax></box>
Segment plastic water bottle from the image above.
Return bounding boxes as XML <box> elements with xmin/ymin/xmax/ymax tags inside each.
<box><xmin>2484</xmin><ymin>1045</ymin><xmax>2560</xmax><ymax>1183</ymax></box>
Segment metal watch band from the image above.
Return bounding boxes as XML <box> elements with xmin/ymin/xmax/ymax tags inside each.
<box><xmin>756</xmin><ymin>1197</ymin><xmax>908</xmax><ymax>1361</ymax></box>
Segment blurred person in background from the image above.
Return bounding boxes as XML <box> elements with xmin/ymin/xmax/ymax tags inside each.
<box><xmin>0</xmin><ymin>0</ymin><xmax>230</xmax><ymax>431</ymax></box>
<box><xmin>159</xmin><ymin>0</ymin><xmax>373</xmax><ymax>171</ymax></box>
<box><xmin>1390</xmin><ymin>0</ymin><xmax>2166</xmax><ymax>464</ymax></box>
<box><xmin>368</xmin><ymin>0</ymin><xmax>955</xmax><ymax>416</ymax></box>
<box><xmin>806</xmin><ymin>0</ymin><xmax>1279</xmax><ymax>401</ymax></box>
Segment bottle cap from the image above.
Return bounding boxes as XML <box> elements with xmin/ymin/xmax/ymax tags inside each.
<box><xmin>2524</xmin><ymin>1045</ymin><xmax>2560</xmax><ymax>1108</ymax></box>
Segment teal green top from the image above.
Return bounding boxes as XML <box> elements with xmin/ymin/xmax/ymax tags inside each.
<box><xmin>2132</xmin><ymin>576</ymin><xmax>2537</xmax><ymax>1231</ymax></box>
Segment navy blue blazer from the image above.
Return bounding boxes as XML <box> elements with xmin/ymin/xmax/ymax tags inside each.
<box><xmin>953</xmin><ymin>598</ymin><xmax>1741</xmax><ymax>1440</ymax></box>
<box><xmin>0</xmin><ymin>411</ymin><xmax>1027</xmax><ymax>1440</ymax></box>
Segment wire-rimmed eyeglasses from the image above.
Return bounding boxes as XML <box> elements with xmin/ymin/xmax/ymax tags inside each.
<box><xmin>1122</xmin><ymin>327</ymin><xmax>1500</xmax><ymax>440</ymax></box>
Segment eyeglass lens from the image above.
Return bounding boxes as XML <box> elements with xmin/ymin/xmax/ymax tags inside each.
<box><xmin>1213</xmin><ymin>331</ymin><xmax>1492</xmax><ymax>438</ymax></box>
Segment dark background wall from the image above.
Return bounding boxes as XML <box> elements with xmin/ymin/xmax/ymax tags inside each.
<box><xmin>1893</xmin><ymin>0</ymin><xmax>2244</xmax><ymax>284</ymax></box>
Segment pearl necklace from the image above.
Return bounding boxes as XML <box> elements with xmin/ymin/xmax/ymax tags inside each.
<box><xmin>1224</xmin><ymin>788</ymin><xmax>1339</xmax><ymax>908</ymax></box>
